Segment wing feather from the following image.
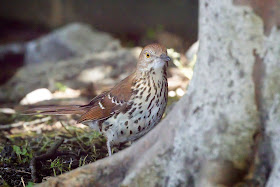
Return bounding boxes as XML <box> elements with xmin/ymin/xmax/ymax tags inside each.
<box><xmin>77</xmin><ymin>73</ymin><xmax>136</xmax><ymax>123</ymax></box>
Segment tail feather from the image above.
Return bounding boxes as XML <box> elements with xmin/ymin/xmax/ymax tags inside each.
<box><xmin>22</xmin><ymin>105</ymin><xmax>87</xmax><ymax>115</ymax></box>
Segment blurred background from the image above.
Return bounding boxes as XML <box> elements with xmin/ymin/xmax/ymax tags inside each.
<box><xmin>0</xmin><ymin>1</ymin><xmax>198</xmax><ymax>186</ymax></box>
<box><xmin>0</xmin><ymin>0</ymin><xmax>198</xmax><ymax>82</ymax></box>
<box><xmin>0</xmin><ymin>0</ymin><xmax>197</xmax><ymax>44</ymax></box>
<box><xmin>0</xmin><ymin>0</ymin><xmax>198</xmax><ymax>84</ymax></box>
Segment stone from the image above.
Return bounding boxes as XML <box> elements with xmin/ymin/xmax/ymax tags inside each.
<box><xmin>25</xmin><ymin>23</ymin><xmax>121</xmax><ymax>64</ymax></box>
<box><xmin>0</xmin><ymin>48</ymin><xmax>139</xmax><ymax>102</ymax></box>
<box><xmin>20</xmin><ymin>88</ymin><xmax>53</xmax><ymax>105</ymax></box>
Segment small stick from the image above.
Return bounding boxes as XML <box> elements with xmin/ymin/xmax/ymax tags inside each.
<box><xmin>2</xmin><ymin>168</ymin><xmax>32</xmax><ymax>175</ymax></box>
<box><xmin>0</xmin><ymin>117</ymin><xmax>51</xmax><ymax>130</ymax></box>
<box><xmin>30</xmin><ymin>138</ymin><xmax>64</xmax><ymax>183</ymax></box>
<box><xmin>21</xmin><ymin>177</ymin><xmax>26</xmax><ymax>187</ymax></box>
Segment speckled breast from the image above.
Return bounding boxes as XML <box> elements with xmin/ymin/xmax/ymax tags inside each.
<box><xmin>103</xmin><ymin>68</ymin><xmax>168</xmax><ymax>144</ymax></box>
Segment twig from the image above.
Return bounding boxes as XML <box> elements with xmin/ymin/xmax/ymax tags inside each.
<box><xmin>30</xmin><ymin>138</ymin><xmax>64</xmax><ymax>183</ymax></box>
<box><xmin>60</xmin><ymin>121</ymin><xmax>89</xmax><ymax>152</ymax></box>
<box><xmin>3</xmin><ymin>168</ymin><xmax>32</xmax><ymax>175</ymax></box>
<box><xmin>0</xmin><ymin>116</ymin><xmax>51</xmax><ymax>130</ymax></box>
<box><xmin>60</xmin><ymin>121</ymin><xmax>75</xmax><ymax>136</ymax></box>
<box><xmin>21</xmin><ymin>177</ymin><xmax>26</xmax><ymax>187</ymax></box>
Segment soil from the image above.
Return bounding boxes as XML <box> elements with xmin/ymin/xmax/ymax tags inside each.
<box><xmin>0</xmin><ymin>113</ymin><xmax>128</xmax><ymax>186</ymax></box>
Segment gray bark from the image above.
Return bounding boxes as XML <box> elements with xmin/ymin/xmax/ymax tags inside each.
<box><xmin>38</xmin><ymin>0</ymin><xmax>280</xmax><ymax>186</ymax></box>
<box><xmin>262</xmin><ymin>23</ymin><xmax>280</xmax><ymax>187</ymax></box>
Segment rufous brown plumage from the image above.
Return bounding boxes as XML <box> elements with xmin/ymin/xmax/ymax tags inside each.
<box><xmin>25</xmin><ymin>43</ymin><xmax>171</xmax><ymax>156</ymax></box>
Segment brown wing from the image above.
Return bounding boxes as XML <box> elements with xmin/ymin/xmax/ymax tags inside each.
<box><xmin>77</xmin><ymin>73</ymin><xmax>136</xmax><ymax>123</ymax></box>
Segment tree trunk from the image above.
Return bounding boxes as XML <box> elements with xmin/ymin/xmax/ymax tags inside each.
<box><xmin>38</xmin><ymin>0</ymin><xmax>280</xmax><ymax>186</ymax></box>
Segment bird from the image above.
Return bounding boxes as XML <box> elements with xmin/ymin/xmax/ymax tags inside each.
<box><xmin>25</xmin><ymin>43</ymin><xmax>171</xmax><ymax>156</ymax></box>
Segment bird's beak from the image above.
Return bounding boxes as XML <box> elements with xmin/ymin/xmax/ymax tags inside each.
<box><xmin>160</xmin><ymin>54</ymin><xmax>171</xmax><ymax>62</ymax></box>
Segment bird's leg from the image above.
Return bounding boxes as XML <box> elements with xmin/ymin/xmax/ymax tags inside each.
<box><xmin>106</xmin><ymin>139</ymin><xmax>112</xmax><ymax>156</ymax></box>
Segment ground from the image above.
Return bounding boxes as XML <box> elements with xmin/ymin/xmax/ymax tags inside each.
<box><xmin>0</xmin><ymin>21</ymin><xmax>193</xmax><ymax>186</ymax></box>
<box><xmin>0</xmin><ymin>93</ymin><xmax>183</xmax><ymax>186</ymax></box>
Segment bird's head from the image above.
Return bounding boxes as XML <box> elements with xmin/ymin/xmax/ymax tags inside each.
<box><xmin>137</xmin><ymin>43</ymin><xmax>171</xmax><ymax>71</ymax></box>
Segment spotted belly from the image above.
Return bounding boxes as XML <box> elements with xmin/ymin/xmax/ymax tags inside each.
<box><xmin>103</xmin><ymin>77</ymin><xmax>167</xmax><ymax>144</ymax></box>
<box><xmin>103</xmin><ymin>101</ymin><xmax>166</xmax><ymax>144</ymax></box>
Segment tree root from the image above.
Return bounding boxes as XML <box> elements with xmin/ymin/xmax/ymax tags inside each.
<box><xmin>30</xmin><ymin>138</ymin><xmax>64</xmax><ymax>183</ymax></box>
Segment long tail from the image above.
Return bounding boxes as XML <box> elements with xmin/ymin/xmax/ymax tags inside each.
<box><xmin>22</xmin><ymin>105</ymin><xmax>87</xmax><ymax>115</ymax></box>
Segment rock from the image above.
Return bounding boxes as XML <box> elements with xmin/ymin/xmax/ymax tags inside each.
<box><xmin>25</xmin><ymin>23</ymin><xmax>121</xmax><ymax>64</ymax></box>
<box><xmin>0</xmin><ymin>48</ymin><xmax>139</xmax><ymax>102</ymax></box>
<box><xmin>0</xmin><ymin>43</ymin><xmax>26</xmax><ymax>59</ymax></box>
<box><xmin>20</xmin><ymin>88</ymin><xmax>53</xmax><ymax>105</ymax></box>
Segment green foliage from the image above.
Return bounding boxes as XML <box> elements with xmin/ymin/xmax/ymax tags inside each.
<box><xmin>55</xmin><ymin>82</ymin><xmax>67</xmax><ymax>92</ymax></box>
<box><xmin>1</xmin><ymin>119</ymin><xmax>109</xmax><ymax>182</ymax></box>
<box><xmin>68</xmin><ymin>158</ymin><xmax>73</xmax><ymax>171</ymax></box>
<box><xmin>26</xmin><ymin>182</ymin><xmax>34</xmax><ymax>187</ymax></box>
<box><xmin>79</xmin><ymin>155</ymin><xmax>88</xmax><ymax>167</ymax></box>
<box><xmin>50</xmin><ymin>158</ymin><xmax>64</xmax><ymax>176</ymax></box>
<box><xmin>12</xmin><ymin>145</ymin><xmax>32</xmax><ymax>163</ymax></box>
<box><xmin>0</xmin><ymin>157</ymin><xmax>11</xmax><ymax>164</ymax></box>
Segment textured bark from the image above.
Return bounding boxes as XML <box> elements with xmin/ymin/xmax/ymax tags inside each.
<box><xmin>260</xmin><ymin>19</ymin><xmax>280</xmax><ymax>187</ymax></box>
<box><xmin>38</xmin><ymin>0</ymin><xmax>280</xmax><ymax>186</ymax></box>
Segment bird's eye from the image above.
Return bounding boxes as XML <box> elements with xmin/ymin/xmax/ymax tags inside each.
<box><xmin>146</xmin><ymin>53</ymin><xmax>150</xmax><ymax>58</ymax></box>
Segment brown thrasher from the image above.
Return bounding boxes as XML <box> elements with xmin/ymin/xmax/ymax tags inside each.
<box><xmin>26</xmin><ymin>43</ymin><xmax>170</xmax><ymax>156</ymax></box>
